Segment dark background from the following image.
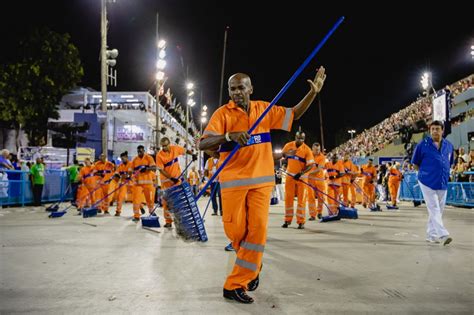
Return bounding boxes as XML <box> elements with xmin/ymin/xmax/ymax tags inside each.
<box><xmin>1</xmin><ymin>0</ymin><xmax>473</xmax><ymax>149</ymax></box>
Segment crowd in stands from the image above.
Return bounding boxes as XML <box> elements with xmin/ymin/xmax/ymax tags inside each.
<box><xmin>332</xmin><ymin>75</ymin><xmax>474</xmax><ymax>158</ymax></box>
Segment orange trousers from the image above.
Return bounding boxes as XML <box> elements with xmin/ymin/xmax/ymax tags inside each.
<box><xmin>161</xmin><ymin>181</ymin><xmax>176</xmax><ymax>224</ymax></box>
<box><xmin>115</xmin><ymin>182</ymin><xmax>130</xmax><ymax>213</ymax></box>
<box><xmin>327</xmin><ymin>184</ymin><xmax>341</xmax><ymax>215</ymax></box>
<box><xmin>307</xmin><ymin>179</ymin><xmax>325</xmax><ymax>217</ymax></box>
<box><xmin>222</xmin><ymin>186</ymin><xmax>272</xmax><ymax>291</ymax></box>
<box><xmin>363</xmin><ymin>182</ymin><xmax>375</xmax><ymax>206</ymax></box>
<box><xmin>284</xmin><ymin>177</ymin><xmax>307</xmax><ymax>224</ymax></box>
<box><xmin>132</xmin><ymin>184</ymin><xmax>155</xmax><ymax>219</ymax></box>
<box><xmin>388</xmin><ymin>179</ymin><xmax>400</xmax><ymax>206</ymax></box>
<box><xmin>98</xmin><ymin>183</ymin><xmax>112</xmax><ymax>211</ymax></box>
<box><xmin>77</xmin><ymin>183</ymin><xmax>100</xmax><ymax>209</ymax></box>
<box><xmin>342</xmin><ymin>183</ymin><xmax>356</xmax><ymax>207</ymax></box>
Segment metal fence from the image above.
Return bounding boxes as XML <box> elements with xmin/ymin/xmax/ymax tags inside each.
<box><xmin>0</xmin><ymin>169</ymin><xmax>72</xmax><ymax>206</ymax></box>
<box><xmin>399</xmin><ymin>172</ymin><xmax>473</xmax><ymax>208</ymax></box>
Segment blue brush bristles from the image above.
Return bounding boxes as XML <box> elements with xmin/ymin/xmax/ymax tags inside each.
<box><xmin>164</xmin><ymin>182</ymin><xmax>208</xmax><ymax>242</ymax></box>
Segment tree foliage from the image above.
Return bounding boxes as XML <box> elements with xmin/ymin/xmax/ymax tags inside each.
<box><xmin>0</xmin><ymin>28</ymin><xmax>83</xmax><ymax>145</ymax></box>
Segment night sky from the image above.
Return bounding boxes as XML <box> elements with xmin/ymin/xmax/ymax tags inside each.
<box><xmin>1</xmin><ymin>0</ymin><xmax>473</xmax><ymax>150</ymax></box>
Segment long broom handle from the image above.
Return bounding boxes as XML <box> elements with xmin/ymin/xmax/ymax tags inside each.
<box><xmin>196</xmin><ymin>16</ymin><xmax>345</xmax><ymax>201</ymax></box>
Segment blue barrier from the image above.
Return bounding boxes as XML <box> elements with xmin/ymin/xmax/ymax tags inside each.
<box><xmin>0</xmin><ymin>169</ymin><xmax>72</xmax><ymax>206</ymax></box>
<box><xmin>399</xmin><ymin>172</ymin><xmax>474</xmax><ymax>208</ymax></box>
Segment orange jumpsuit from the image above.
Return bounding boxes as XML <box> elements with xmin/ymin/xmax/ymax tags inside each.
<box><xmin>341</xmin><ymin>160</ymin><xmax>358</xmax><ymax>208</ymax></box>
<box><xmin>325</xmin><ymin>160</ymin><xmax>345</xmax><ymax>215</ymax></box>
<box><xmin>94</xmin><ymin>160</ymin><xmax>116</xmax><ymax>212</ymax></box>
<box><xmin>202</xmin><ymin>100</ymin><xmax>293</xmax><ymax>291</ymax></box>
<box><xmin>131</xmin><ymin>154</ymin><xmax>156</xmax><ymax>219</ymax></box>
<box><xmin>361</xmin><ymin>164</ymin><xmax>377</xmax><ymax>207</ymax></box>
<box><xmin>77</xmin><ymin>165</ymin><xmax>99</xmax><ymax>209</ymax></box>
<box><xmin>307</xmin><ymin>153</ymin><xmax>327</xmax><ymax>217</ymax></box>
<box><xmin>283</xmin><ymin>141</ymin><xmax>314</xmax><ymax>224</ymax></box>
<box><xmin>156</xmin><ymin>145</ymin><xmax>186</xmax><ymax>224</ymax></box>
<box><xmin>388</xmin><ymin>167</ymin><xmax>402</xmax><ymax>206</ymax></box>
<box><xmin>115</xmin><ymin>161</ymin><xmax>133</xmax><ymax>214</ymax></box>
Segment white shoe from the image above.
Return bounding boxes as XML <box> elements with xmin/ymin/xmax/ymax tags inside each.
<box><xmin>439</xmin><ymin>235</ymin><xmax>452</xmax><ymax>246</ymax></box>
<box><xmin>425</xmin><ymin>237</ymin><xmax>440</xmax><ymax>244</ymax></box>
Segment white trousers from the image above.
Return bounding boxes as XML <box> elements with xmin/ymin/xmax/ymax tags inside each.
<box><xmin>418</xmin><ymin>181</ymin><xmax>449</xmax><ymax>238</ymax></box>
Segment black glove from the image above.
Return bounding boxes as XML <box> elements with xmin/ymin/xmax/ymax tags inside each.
<box><xmin>170</xmin><ymin>177</ymin><xmax>179</xmax><ymax>184</ymax></box>
<box><xmin>140</xmin><ymin>166</ymin><xmax>148</xmax><ymax>173</ymax></box>
<box><xmin>350</xmin><ymin>179</ymin><xmax>354</xmax><ymax>183</ymax></box>
<box><xmin>293</xmin><ymin>173</ymin><xmax>302</xmax><ymax>180</ymax></box>
<box><xmin>329</xmin><ymin>175</ymin><xmax>336</xmax><ymax>180</ymax></box>
<box><xmin>113</xmin><ymin>173</ymin><xmax>120</xmax><ymax>180</ymax></box>
<box><xmin>192</xmin><ymin>154</ymin><xmax>198</xmax><ymax>162</ymax></box>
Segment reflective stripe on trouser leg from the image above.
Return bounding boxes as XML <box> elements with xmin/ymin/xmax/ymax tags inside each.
<box><xmin>307</xmin><ymin>180</ymin><xmax>317</xmax><ymax>217</ymax></box>
<box><xmin>296</xmin><ymin>181</ymin><xmax>307</xmax><ymax>224</ymax></box>
<box><xmin>101</xmin><ymin>184</ymin><xmax>110</xmax><ymax>211</ymax></box>
<box><xmin>342</xmin><ymin>184</ymin><xmax>350</xmax><ymax>206</ymax></box>
<box><xmin>285</xmin><ymin>177</ymin><xmax>297</xmax><ymax>223</ymax></box>
<box><xmin>328</xmin><ymin>185</ymin><xmax>340</xmax><ymax>215</ymax></box>
<box><xmin>223</xmin><ymin>186</ymin><xmax>272</xmax><ymax>291</ymax></box>
<box><xmin>312</xmin><ymin>180</ymin><xmax>326</xmax><ymax>214</ymax></box>
<box><xmin>116</xmin><ymin>184</ymin><xmax>127</xmax><ymax>212</ymax></box>
<box><xmin>348</xmin><ymin>184</ymin><xmax>356</xmax><ymax>207</ymax></box>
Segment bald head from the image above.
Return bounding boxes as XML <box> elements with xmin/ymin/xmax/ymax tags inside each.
<box><xmin>228</xmin><ymin>73</ymin><xmax>253</xmax><ymax>109</ymax></box>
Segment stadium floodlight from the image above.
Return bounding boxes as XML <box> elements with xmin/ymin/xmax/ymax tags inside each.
<box><xmin>156</xmin><ymin>59</ymin><xmax>167</xmax><ymax>70</ymax></box>
<box><xmin>158</xmin><ymin>39</ymin><xmax>166</xmax><ymax>49</ymax></box>
<box><xmin>201</xmin><ymin>111</ymin><xmax>207</xmax><ymax>117</ymax></box>
<box><xmin>159</xmin><ymin>49</ymin><xmax>166</xmax><ymax>59</ymax></box>
<box><xmin>348</xmin><ymin>129</ymin><xmax>356</xmax><ymax>139</ymax></box>
<box><xmin>420</xmin><ymin>72</ymin><xmax>430</xmax><ymax>90</ymax></box>
<box><xmin>200</xmin><ymin>117</ymin><xmax>207</xmax><ymax>123</ymax></box>
<box><xmin>274</xmin><ymin>148</ymin><xmax>282</xmax><ymax>154</ymax></box>
<box><xmin>156</xmin><ymin>71</ymin><xmax>165</xmax><ymax>81</ymax></box>
<box><xmin>188</xmin><ymin>91</ymin><xmax>195</xmax><ymax>97</ymax></box>
<box><xmin>186</xmin><ymin>82</ymin><xmax>194</xmax><ymax>90</ymax></box>
<box><xmin>203</xmin><ymin>105</ymin><xmax>208</xmax><ymax>111</ymax></box>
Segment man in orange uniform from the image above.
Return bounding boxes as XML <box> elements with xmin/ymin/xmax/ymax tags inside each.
<box><xmin>307</xmin><ymin>142</ymin><xmax>326</xmax><ymax>220</ymax></box>
<box><xmin>131</xmin><ymin>145</ymin><xmax>156</xmax><ymax>222</ymax></box>
<box><xmin>77</xmin><ymin>158</ymin><xmax>99</xmax><ymax>211</ymax></box>
<box><xmin>341</xmin><ymin>153</ymin><xmax>358</xmax><ymax>208</ymax></box>
<box><xmin>282</xmin><ymin>132</ymin><xmax>314</xmax><ymax>229</ymax></box>
<box><xmin>388</xmin><ymin>162</ymin><xmax>402</xmax><ymax>208</ymax></box>
<box><xmin>114</xmin><ymin>151</ymin><xmax>133</xmax><ymax>216</ymax></box>
<box><xmin>94</xmin><ymin>153</ymin><xmax>115</xmax><ymax>214</ymax></box>
<box><xmin>156</xmin><ymin>137</ymin><xmax>196</xmax><ymax>228</ymax></box>
<box><xmin>361</xmin><ymin>158</ymin><xmax>377</xmax><ymax>208</ymax></box>
<box><xmin>188</xmin><ymin>166</ymin><xmax>199</xmax><ymax>195</ymax></box>
<box><xmin>325</xmin><ymin>154</ymin><xmax>345</xmax><ymax>215</ymax></box>
<box><xmin>199</xmin><ymin>68</ymin><xmax>326</xmax><ymax>303</ymax></box>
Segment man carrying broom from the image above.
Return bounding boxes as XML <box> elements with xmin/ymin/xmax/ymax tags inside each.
<box><xmin>199</xmin><ymin>67</ymin><xmax>326</xmax><ymax>304</ymax></box>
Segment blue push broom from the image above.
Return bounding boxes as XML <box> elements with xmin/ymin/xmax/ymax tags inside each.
<box><xmin>141</xmin><ymin>160</ymin><xmax>194</xmax><ymax>228</ymax></box>
<box><xmin>280</xmin><ymin>169</ymin><xmax>357</xmax><ymax>221</ymax></box>
<box><xmin>82</xmin><ymin>169</ymin><xmax>142</xmax><ymax>218</ymax></box>
<box><xmin>163</xmin><ymin>17</ymin><xmax>345</xmax><ymax>242</ymax></box>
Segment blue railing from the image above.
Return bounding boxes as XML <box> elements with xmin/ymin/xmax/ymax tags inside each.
<box><xmin>399</xmin><ymin>171</ymin><xmax>473</xmax><ymax>207</ymax></box>
<box><xmin>0</xmin><ymin>169</ymin><xmax>72</xmax><ymax>206</ymax></box>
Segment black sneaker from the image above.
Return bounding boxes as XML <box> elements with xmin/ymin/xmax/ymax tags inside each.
<box><xmin>132</xmin><ymin>217</ymin><xmax>140</xmax><ymax>222</ymax></box>
<box><xmin>211</xmin><ymin>213</ymin><xmax>218</xmax><ymax>216</ymax></box>
<box><xmin>164</xmin><ymin>223</ymin><xmax>172</xmax><ymax>228</ymax></box>
<box><xmin>223</xmin><ymin>288</ymin><xmax>254</xmax><ymax>304</ymax></box>
<box><xmin>308</xmin><ymin>216</ymin><xmax>316</xmax><ymax>221</ymax></box>
<box><xmin>140</xmin><ymin>208</ymin><xmax>146</xmax><ymax>215</ymax></box>
<box><xmin>281</xmin><ymin>222</ymin><xmax>290</xmax><ymax>228</ymax></box>
<box><xmin>103</xmin><ymin>211</ymin><xmax>110</xmax><ymax>215</ymax></box>
<box><xmin>114</xmin><ymin>212</ymin><xmax>121</xmax><ymax>217</ymax></box>
<box><xmin>317</xmin><ymin>213</ymin><xmax>322</xmax><ymax>219</ymax></box>
<box><xmin>248</xmin><ymin>263</ymin><xmax>262</xmax><ymax>292</ymax></box>
<box><xmin>297</xmin><ymin>223</ymin><xmax>305</xmax><ymax>229</ymax></box>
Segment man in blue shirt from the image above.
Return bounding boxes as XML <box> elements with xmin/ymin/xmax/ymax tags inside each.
<box><xmin>411</xmin><ymin>121</ymin><xmax>454</xmax><ymax>245</ymax></box>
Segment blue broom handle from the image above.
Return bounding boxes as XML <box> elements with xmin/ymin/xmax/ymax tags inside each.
<box><xmin>88</xmin><ymin>170</ymin><xmax>140</xmax><ymax>209</ymax></box>
<box><xmin>195</xmin><ymin>16</ymin><xmax>344</xmax><ymax>201</ymax></box>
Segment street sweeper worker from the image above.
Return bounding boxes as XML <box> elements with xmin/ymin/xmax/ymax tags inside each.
<box><xmin>188</xmin><ymin>166</ymin><xmax>199</xmax><ymax>195</ymax></box>
<box><xmin>155</xmin><ymin>137</ymin><xmax>197</xmax><ymax>228</ymax></box>
<box><xmin>307</xmin><ymin>142</ymin><xmax>326</xmax><ymax>220</ymax></box>
<box><xmin>361</xmin><ymin>158</ymin><xmax>377</xmax><ymax>208</ymax></box>
<box><xmin>131</xmin><ymin>145</ymin><xmax>156</xmax><ymax>222</ymax></box>
<box><xmin>387</xmin><ymin>162</ymin><xmax>402</xmax><ymax>208</ymax></box>
<box><xmin>281</xmin><ymin>131</ymin><xmax>314</xmax><ymax>229</ymax></box>
<box><xmin>205</xmin><ymin>151</ymin><xmax>223</xmax><ymax>216</ymax></box>
<box><xmin>113</xmin><ymin>151</ymin><xmax>133</xmax><ymax>216</ymax></box>
<box><xmin>325</xmin><ymin>154</ymin><xmax>345</xmax><ymax>215</ymax></box>
<box><xmin>341</xmin><ymin>153</ymin><xmax>358</xmax><ymax>208</ymax></box>
<box><xmin>77</xmin><ymin>158</ymin><xmax>99</xmax><ymax>211</ymax></box>
<box><xmin>94</xmin><ymin>153</ymin><xmax>116</xmax><ymax>214</ymax></box>
<box><xmin>199</xmin><ymin>67</ymin><xmax>326</xmax><ymax>304</ymax></box>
